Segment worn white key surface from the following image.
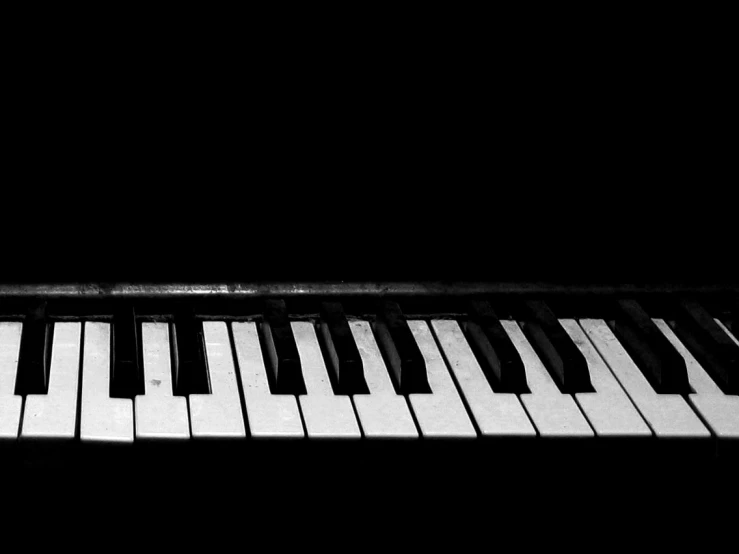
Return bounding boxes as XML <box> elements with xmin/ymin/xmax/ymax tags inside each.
<box><xmin>22</xmin><ymin>323</ymin><xmax>81</xmax><ymax>439</ymax></box>
<box><xmin>349</xmin><ymin>320</ymin><xmax>417</xmax><ymax>438</ymax></box>
<box><xmin>501</xmin><ymin>320</ymin><xmax>593</xmax><ymax>438</ymax></box>
<box><xmin>80</xmin><ymin>323</ymin><xmax>134</xmax><ymax>443</ymax></box>
<box><xmin>406</xmin><ymin>320</ymin><xmax>476</xmax><ymax>438</ymax></box>
<box><xmin>135</xmin><ymin>323</ymin><xmax>189</xmax><ymax>440</ymax></box>
<box><xmin>188</xmin><ymin>322</ymin><xmax>246</xmax><ymax>439</ymax></box>
<box><xmin>580</xmin><ymin>319</ymin><xmax>709</xmax><ymax>438</ymax></box>
<box><xmin>431</xmin><ymin>320</ymin><xmax>535</xmax><ymax>437</ymax></box>
<box><xmin>294</xmin><ymin>321</ymin><xmax>360</xmax><ymax>439</ymax></box>
<box><xmin>655</xmin><ymin>319</ymin><xmax>739</xmax><ymax>439</ymax></box>
<box><xmin>559</xmin><ymin>319</ymin><xmax>651</xmax><ymax>437</ymax></box>
<box><xmin>232</xmin><ymin>321</ymin><xmax>303</xmax><ymax>438</ymax></box>
<box><xmin>0</xmin><ymin>322</ymin><xmax>23</xmax><ymax>439</ymax></box>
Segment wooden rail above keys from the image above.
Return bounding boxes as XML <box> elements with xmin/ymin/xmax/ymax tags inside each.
<box><xmin>0</xmin><ymin>281</ymin><xmax>738</xmax><ymax>298</ymax></box>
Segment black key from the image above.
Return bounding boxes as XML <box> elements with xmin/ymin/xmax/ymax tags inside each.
<box><xmin>611</xmin><ymin>299</ymin><xmax>691</xmax><ymax>394</ymax></box>
<box><xmin>520</xmin><ymin>300</ymin><xmax>593</xmax><ymax>393</ymax></box>
<box><xmin>261</xmin><ymin>299</ymin><xmax>306</xmax><ymax>395</ymax></box>
<box><xmin>111</xmin><ymin>305</ymin><xmax>144</xmax><ymax>398</ymax></box>
<box><xmin>172</xmin><ymin>309</ymin><xmax>211</xmax><ymax>396</ymax></box>
<box><xmin>16</xmin><ymin>300</ymin><xmax>52</xmax><ymax>395</ymax></box>
<box><xmin>374</xmin><ymin>300</ymin><xmax>430</xmax><ymax>394</ymax></box>
<box><xmin>319</xmin><ymin>302</ymin><xmax>368</xmax><ymax>394</ymax></box>
<box><xmin>725</xmin><ymin>300</ymin><xmax>739</xmax><ymax>335</ymax></box>
<box><xmin>670</xmin><ymin>299</ymin><xmax>738</xmax><ymax>394</ymax></box>
<box><xmin>466</xmin><ymin>300</ymin><xmax>528</xmax><ymax>393</ymax></box>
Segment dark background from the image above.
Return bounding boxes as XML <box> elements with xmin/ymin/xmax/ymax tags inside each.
<box><xmin>3</xmin><ymin>30</ymin><xmax>733</xmax><ymax>288</ymax></box>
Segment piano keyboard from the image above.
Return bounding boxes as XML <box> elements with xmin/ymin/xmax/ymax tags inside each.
<box><xmin>1</xmin><ymin>289</ymin><xmax>737</xmax><ymax>473</ymax></box>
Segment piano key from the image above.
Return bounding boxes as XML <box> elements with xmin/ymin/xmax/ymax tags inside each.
<box><xmin>654</xmin><ymin>319</ymin><xmax>739</xmax><ymax>441</ymax></box>
<box><xmin>580</xmin><ymin>318</ymin><xmax>710</xmax><ymax>438</ymax></box>
<box><xmin>231</xmin><ymin>321</ymin><xmax>303</xmax><ymax>438</ymax></box>
<box><xmin>501</xmin><ymin>320</ymin><xmax>594</xmax><ymax>438</ymax></box>
<box><xmin>80</xmin><ymin>322</ymin><xmax>134</xmax><ymax>443</ymax></box>
<box><xmin>16</xmin><ymin>301</ymin><xmax>51</xmax><ymax>395</ymax></box>
<box><xmin>520</xmin><ymin>300</ymin><xmax>593</xmax><ymax>393</ymax></box>
<box><xmin>431</xmin><ymin>319</ymin><xmax>535</xmax><ymax>437</ymax></box>
<box><xmin>611</xmin><ymin>299</ymin><xmax>691</xmax><ymax>394</ymax></box>
<box><xmin>466</xmin><ymin>300</ymin><xmax>529</xmax><ymax>393</ymax></box>
<box><xmin>262</xmin><ymin>300</ymin><xmax>306</xmax><ymax>395</ymax></box>
<box><xmin>319</xmin><ymin>302</ymin><xmax>368</xmax><ymax>394</ymax></box>
<box><xmin>727</xmin><ymin>309</ymin><xmax>738</xmax><ymax>335</ymax></box>
<box><xmin>406</xmin><ymin>320</ymin><xmax>476</xmax><ymax>439</ymax></box>
<box><xmin>348</xmin><ymin>320</ymin><xmax>417</xmax><ymax>438</ymax></box>
<box><xmin>172</xmin><ymin>310</ymin><xmax>211</xmax><ymax>396</ymax></box>
<box><xmin>294</xmin><ymin>321</ymin><xmax>360</xmax><ymax>439</ymax></box>
<box><xmin>189</xmin><ymin>322</ymin><xmax>246</xmax><ymax>439</ymax></box>
<box><xmin>0</xmin><ymin>322</ymin><xmax>23</xmax><ymax>439</ymax></box>
<box><xmin>111</xmin><ymin>305</ymin><xmax>143</xmax><ymax>398</ymax></box>
<box><xmin>135</xmin><ymin>322</ymin><xmax>189</xmax><ymax>440</ymax></box>
<box><xmin>716</xmin><ymin>318</ymin><xmax>739</xmax><ymax>348</ymax></box>
<box><xmin>670</xmin><ymin>299</ymin><xmax>738</xmax><ymax>394</ymax></box>
<box><xmin>559</xmin><ymin>319</ymin><xmax>651</xmax><ymax>437</ymax></box>
<box><xmin>21</xmin><ymin>323</ymin><xmax>81</xmax><ymax>439</ymax></box>
<box><xmin>374</xmin><ymin>301</ymin><xmax>430</xmax><ymax>394</ymax></box>
<box><xmin>680</xmin><ymin>300</ymin><xmax>739</xmax><ymax>351</ymax></box>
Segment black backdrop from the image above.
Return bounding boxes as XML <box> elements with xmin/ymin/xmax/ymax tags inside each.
<box><xmin>4</xmin><ymin>156</ymin><xmax>733</xmax><ymax>287</ymax></box>
<box><xmin>3</xmin><ymin>57</ymin><xmax>733</xmax><ymax>287</ymax></box>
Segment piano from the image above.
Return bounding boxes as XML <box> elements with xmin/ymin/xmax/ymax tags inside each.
<box><xmin>2</xmin><ymin>277</ymin><xmax>737</xmax><ymax>494</ymax></box>
<box><xmin>9</xmin><ymin>43</ymin><xmax>733</xmax><ymax>541</ymax></box>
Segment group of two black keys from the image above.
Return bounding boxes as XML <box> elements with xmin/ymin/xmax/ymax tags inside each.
<box><xmin>14</xmin><ymin>302</ymin><xmax>212</xmax><ymax>398</ymax></box>
<box><xmin>12</xmin><ymin>297</ymin><xmax>739</xmax><ymax>401</ymax></box>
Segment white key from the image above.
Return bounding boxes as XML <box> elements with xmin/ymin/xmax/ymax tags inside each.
<box><xmin>231</xmin><ymin>321</ymin><xmax>303</xmax><ymax>438</ymax></box>
<box><xmin>716</xmin><ymin>319</ymin><xmax>738</xmax><ymax>344</ymax></box>
<box><xmin>501</xmin><ymin>320</ymin><xmax>593</xmax><ymax>438</ymax></box>
<box><xmin>189</xmin><ymin>322</ymin><xmax>246</xmax><ymax>439</ymax></box>
<box><xmin>135</xmin><ymin>323</ymin><xmax>189</xmax><ymax>440</ymax></box>
<box><xmin>430</xmin><ymin>320</ymin><xmax>535</xmax><ymax>437</ymax></box>
<box><xmin>405</xmin><ymin>320</ymin><xmax>476</xmax><ymax>438</ymax></box>
<box><xmin>580</xmin><ymin>319</ymin><xmax>709</xmax><ymax>438</ymax></box>
<box><xmin>349</xmin><ymin>320</ymin><xmax>417</xmax><ymax>438</ymax></box>
<box><xmin>0</xmin><ymin>322</ymin><xmax>23</xmax><ymax>439</ymax></box>
<box><xmin>22</xmin><ymin>323</ymin><xmax>81</xmax><ymax>439</ymax></box>
<box><xmin>80</xmin><ymin>322</ymin><xmax>134</xmax><ymax>443</ymax></box>
<box><xmin>655</xmin><ymin>318</ymin><xmax>739</xmax><ymax>439</ymax></box>
<box><xmin>560</xmin><ymin>319</ymin><xmax>651</xmax><ymax>437</ymax></box>
<box><xmin>294</xmin><ymin>321</ymin><xmax>360</xmax><ymax>439</ymax></box>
